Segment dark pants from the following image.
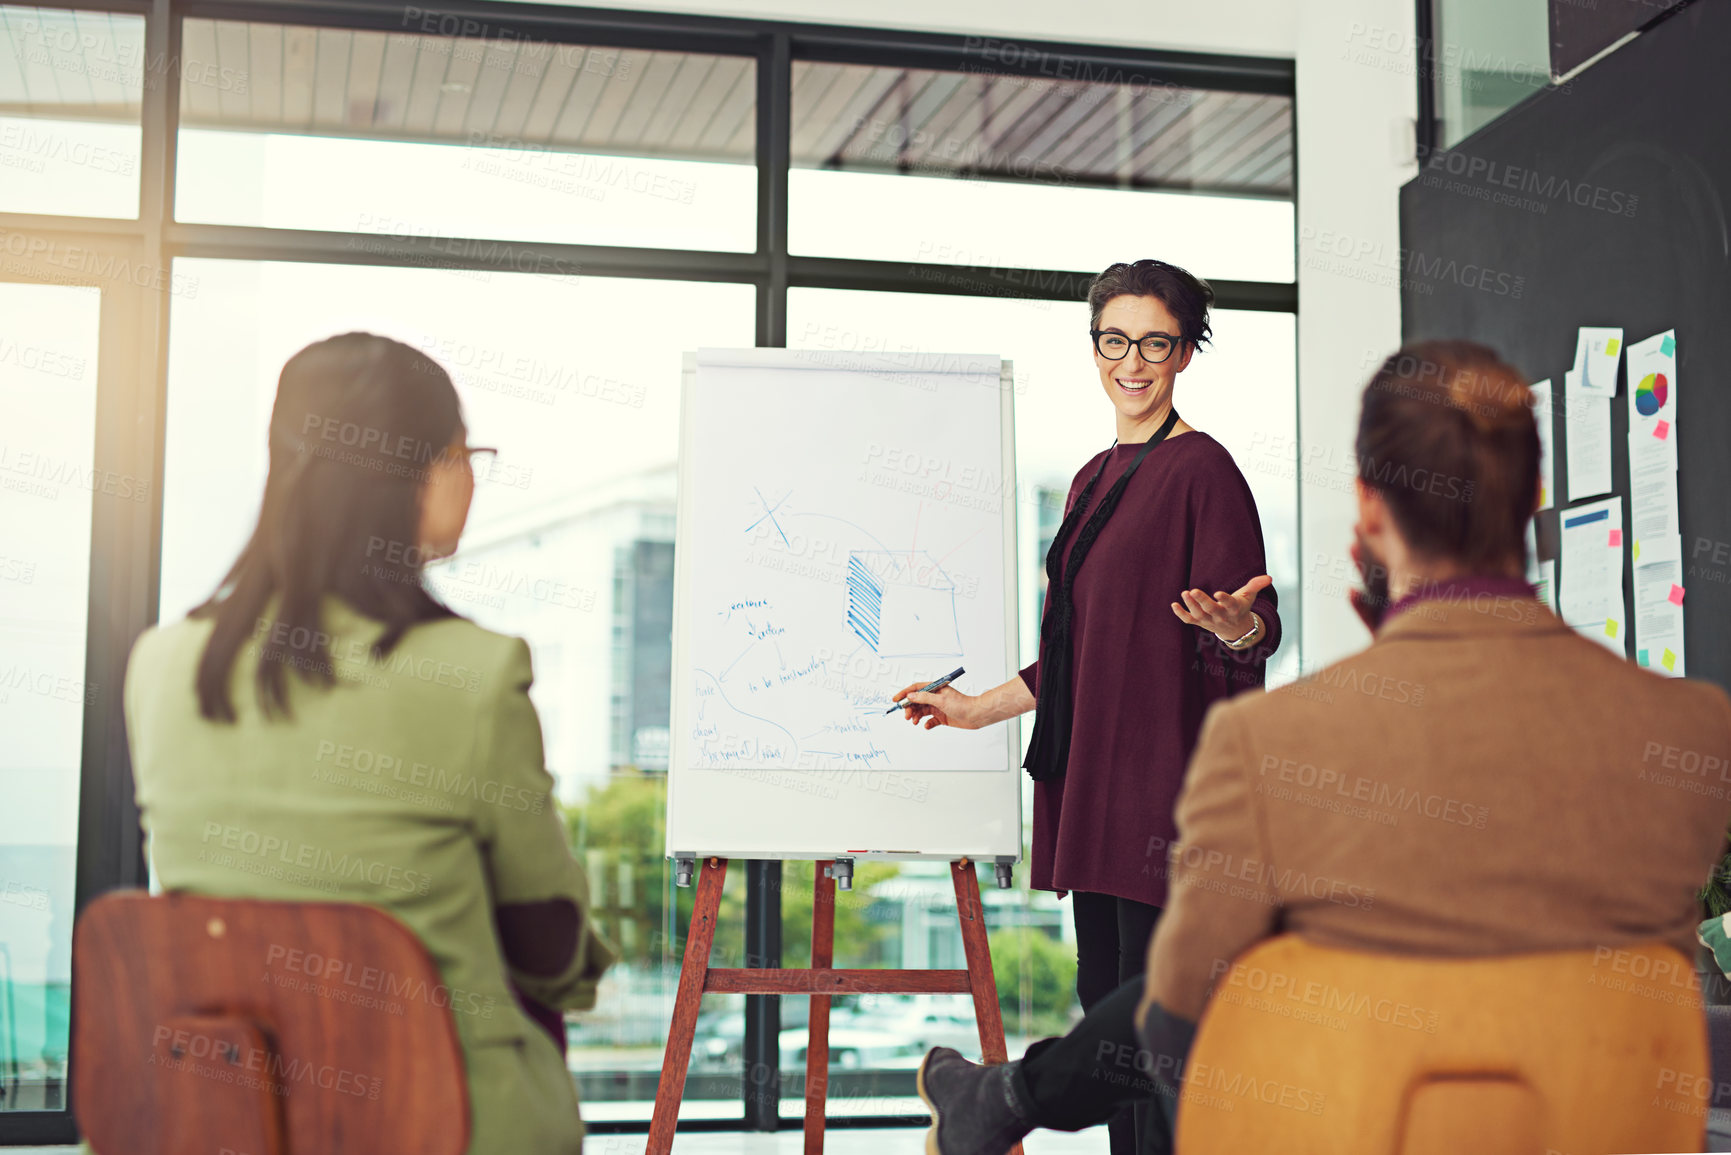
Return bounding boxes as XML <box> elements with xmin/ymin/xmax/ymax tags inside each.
<box><xmin>1013</xmin><ymin>975</ymin><xmax>1180</xmax><ymax>1155</ymax></box>
<box><xmin>1069</xmin><ymin>893</ymin><xmax>1162</xmax><ymax>1154</ymax></box>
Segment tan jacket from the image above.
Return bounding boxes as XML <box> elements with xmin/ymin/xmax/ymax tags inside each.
<box><xmin>1140</xmin><ymin>593</ymin><xmax>1731</xmax><ymax>1026</ymax></box>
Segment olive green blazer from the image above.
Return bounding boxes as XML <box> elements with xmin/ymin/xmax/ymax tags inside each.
<box><xmin>122</xmin><ymin>596</ymin><xmax>615</xmax><ymax>1154</ymax></box>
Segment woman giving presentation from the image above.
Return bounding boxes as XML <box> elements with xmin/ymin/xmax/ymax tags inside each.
<box><xmin>897</xmin><ymin>258</ymin><xmax>1281</xmax><ymax>1154</ymax></box>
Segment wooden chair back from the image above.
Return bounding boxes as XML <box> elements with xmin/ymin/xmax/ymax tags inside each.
<box><xmin>1177</xmin><ymin>935</ymin><xmax>1708</xmax><ymax>1155</ymax></box>
<box><xmin>73</xmin><ymin>891</ymin><xmax>469</xmax><ymax>1155</ymax></box>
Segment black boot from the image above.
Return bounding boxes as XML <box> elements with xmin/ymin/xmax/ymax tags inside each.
<box><xmin>916</xmin><ymin>1046</ymin><xmax>1036</xmax><ymax>1155</ymax></box>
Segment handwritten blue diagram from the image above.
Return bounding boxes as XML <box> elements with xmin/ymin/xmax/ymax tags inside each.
<box><xmin>847</xmin><ymin>550</ymin><xmax>963</xmax><ymax>659</ymax></box>
<box><xmin>748</xmin><ymin>486</ymin><xmax>791</xmax><ymax>547</ymax></box>
<box><xmin>685</xmin><ymin>485</ymin><xmax>972</xmax><ymax>770</ymax></box>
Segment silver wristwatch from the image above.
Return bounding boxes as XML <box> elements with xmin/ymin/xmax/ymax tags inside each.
<box><xmin>1224</xmin><ymin>613</ymin><xmax>1261</xmax><ymax>650</ymax></box>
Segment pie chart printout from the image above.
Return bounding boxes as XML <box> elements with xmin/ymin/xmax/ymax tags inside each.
<box><xmin>1636</xmin><ymin>371</ymin><xmax>1668</xmax><ymax>417</ymax></box>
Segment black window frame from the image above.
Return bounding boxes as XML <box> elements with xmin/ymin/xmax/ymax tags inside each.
<box><xmin>0</xmin><ymin>0</ymin><xmax>1296</xmax><ymax>1142</ymax></box>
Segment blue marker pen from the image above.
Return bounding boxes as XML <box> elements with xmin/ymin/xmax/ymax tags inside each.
<box><xmin>887</xmin><ymin>667</ymin><xmax>965</xmax><ymax>714</ymax></box>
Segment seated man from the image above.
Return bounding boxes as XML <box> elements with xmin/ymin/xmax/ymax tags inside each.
<box><xmin>916</xmin><ymin>340</ymin><xmax>1731</xmax><ymax>1155</ymax></box>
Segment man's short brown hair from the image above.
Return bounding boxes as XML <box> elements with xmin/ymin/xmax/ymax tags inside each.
<box><xmin>1355</xmin><ymin>341</ymin><xmax>1540</xmax><ymax>571</ymax></box>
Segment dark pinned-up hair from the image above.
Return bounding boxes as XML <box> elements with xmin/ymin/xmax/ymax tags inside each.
<box><xmin>191</xmin><ymin>333</ymin><xmax>463</xmax><ymax>721</ymax></box>
<box><xmin>1355</xmin><ymin>340</ymin><xmax>1539</xmax><ymax>572</ymax></box>
<box><xmin>1086</xmin><ymin>259</ymin><xmax>1215</xmax><ymax>351</ymax></box>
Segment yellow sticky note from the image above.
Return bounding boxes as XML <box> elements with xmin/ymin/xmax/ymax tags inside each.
<box><xmin>1606</xmin><ymin>337</ymin><xmax>1621</xmax><ymax>357</ymax></box>
<box><xmin>1633</xmin><ymin>540</ymin><xmax>1642</xmax><ymax>562</ymax></box>
<box><xmin>1662</xmin><ymin>649</ymin><xmax>1677</xmax><ymax>671</ymax></box>
<box><xmin>1605</xmin><ymin>619</ymin><xmax>1619</xmax><ymax>638</ymax></box>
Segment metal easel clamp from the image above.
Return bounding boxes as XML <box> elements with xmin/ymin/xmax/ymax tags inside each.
<box><xmin>822</xmin><ymin>858</ymin><xmax>855</xmax><ymax>891</ymax></box>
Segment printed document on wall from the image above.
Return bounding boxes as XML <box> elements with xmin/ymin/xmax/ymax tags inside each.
<box><xmin>1633</xmin><ymin>549</ymin><xmax>1686</xmax><ymax>678</ymax></box>
<box><xmin>1530</xmin><ymin>378</ymin><xmax>1555</xmax><ymax>510</ymax></box>
<box><xmin>1560</xmin><ymin>497</ymin><xmax>1624</xmax><ymax>654</ymax></box>
<box><xmin>1536</xmin><ymin>560</ymin><xmax>1556</xmax><ymax>612</ymax></box>
<box><xmin>1564</xmin><ymin>368</ymin><xmax>1613</xmax><ymax>501</ymax></box>
<box><xmin>1523</xmin><ymin>521</ymin><xmax>1556</xmax><ymax>612</ymax></box>
<box><xmin>1625</xmin><ymin>329</ymin><xmax>1680</xmax><ymax>564</ymax></box>
<box><xmin>1573</xmin><ymin>326</ymin><xmax>1622</xmax><ymax>398</ymax></box>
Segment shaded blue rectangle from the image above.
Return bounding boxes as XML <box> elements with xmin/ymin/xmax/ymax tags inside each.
<box><xmin>846</xmin><ymin>555</ymin><xmax>884</xmax><ymax>651</ymax></box>
<box><xmin>1563</xmin><ymin>508</ymin><xmax>1610</xmax><ymax>528</ymax></box>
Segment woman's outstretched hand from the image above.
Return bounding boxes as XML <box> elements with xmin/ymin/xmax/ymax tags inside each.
<box><xmin>1171</xmin><ymin>573</ymin><xmax>1272</xmax><ymax>641</ymax></box>
<box><xmin>894</xmin><ymin>683</ymin><xmax>985</xmax><ymax>730</ymax></box>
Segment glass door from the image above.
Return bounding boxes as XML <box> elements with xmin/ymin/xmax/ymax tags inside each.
<box><xmin>0</xmin><ymin>276</ymin><xmax>100</xmax><ymax>1115</ymax></box>
<box><xmin>0</xmin><ymin>236</ymin><xmax>153</xmax><ymax>1138</ymax></box>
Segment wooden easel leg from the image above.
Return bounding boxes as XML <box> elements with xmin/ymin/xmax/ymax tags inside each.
<box><xmin>647</xmin><ymin>857</ymin><xmax>728</xmax><ymax>1155</ymax></box>
<box><xmin>951</xmin><ymin>860</ymin><xmax>1008</xmax><ymax>1065</ymax></box>
<box><xmin>951</xmin><ymin>859</ymin><xmax>1025</xmax><ymax>1155</ymax></box>
<box><xmin>804</xmin><ymin>860</ymin><xmax>836</xmax><ymax>1155</ymax></box>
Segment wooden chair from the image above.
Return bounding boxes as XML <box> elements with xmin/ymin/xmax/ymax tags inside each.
<box><xmin>72</xmin><ymin>891</ymin><xmax>469</xmax><ymax>1155</ymax></box>
<box><xmin>1176</xmin><ymin>935</ymin><xmax>1708</xmax><ymax>1155</ymax></box>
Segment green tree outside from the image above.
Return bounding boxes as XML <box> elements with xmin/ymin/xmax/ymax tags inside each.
<box><xmin>564</xmin><ymin>771</ymin><xmax>898</xmax><ymax>970</ymax></box>
<box><xmin>990</xmin><ymin>925</ymin><xmax>1078</xmax><ymax>1038</ymax></box>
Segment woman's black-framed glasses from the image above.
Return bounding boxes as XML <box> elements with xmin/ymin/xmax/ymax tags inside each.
<box><xmin>1091</xmin><ymin>329</ymin><xmax>1180</xmax><ymax>363</ymax></box>
<box><xmin>442</xmin><ymin>445</ymin><xmax>498</xmax><ymax>479</ymax></box>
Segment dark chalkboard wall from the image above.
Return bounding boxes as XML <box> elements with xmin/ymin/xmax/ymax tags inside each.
<box><xmin>1549</xmin><ymin>0</ymin><xmax>1686</xmax><ymax>76</ymax></box>
<box><xmin>1401</xmin><ymin>0</ymin><xmax>1730</xmax><ymax>693</ymax></box>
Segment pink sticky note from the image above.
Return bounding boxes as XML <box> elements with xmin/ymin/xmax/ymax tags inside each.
<box><xmin>1669</xmin><ymin>584</ymin><xmax>1686</xmax><ymax>606</ymax></box>
<box><xmin>1608</xmin><ymin>529</ymin><xmax>1623</xmax><ymax>547</ymax></box>
<box><xmin>1655</xmin><ymin>420</ymin><xmax>1671</xmax><ymax>440</ymax></box>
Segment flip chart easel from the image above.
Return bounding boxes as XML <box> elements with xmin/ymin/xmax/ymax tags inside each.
<box><xmin>667</xmin><ymin>349</ymin><xmax>1024</xmax><ymax>864</ymax></box>
<box><xmin>646</xmin><ymin>857</ymin><xmax>1024</xmax><ymax>1155</ymax></box>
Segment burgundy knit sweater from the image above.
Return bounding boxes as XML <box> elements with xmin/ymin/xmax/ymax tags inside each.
<box><xmin>1019</xmin><ymin>431</ymin><xmax>1281</xmax><ymax>906</ymax></box>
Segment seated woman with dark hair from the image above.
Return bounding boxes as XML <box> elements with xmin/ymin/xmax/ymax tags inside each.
<box><xmin>121</xmin><ymin>333</ymin><xmax>613</xmax><ymax>1154</ymax></box>
<box><xmin>916</xmin><ymin>340</ymin><xmax>1731</xmax><ymax>1155</ymax></box>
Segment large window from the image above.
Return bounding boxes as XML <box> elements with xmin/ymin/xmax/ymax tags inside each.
<box><xmin>0</xmin><ymin>283</ymin><xmax>100</xmax><ymax>1115</ymax></box>
<box><xmin>787</xmin><ymin>59</ymin><xmax>1293</xmax><ymax>280</ymax></box>
<box><xmin>173</xmin><ymin>20</ymin><xmax>759</xmax><ymax>251</ymax></box>
<box><xmin>0</xmin><ymin>1</ymin><xmax>1294</xmax><ymax>1141</ymax></box>
<box><xmin>0</xmin><ymin>6</ymin><xmax>146</xmax><ymax>218</ymax></box>
<box><xmin>1423</xmin><ymin>0</ymin><xmax>1552</xmax><ymax>148</ymax></box>
<box><xmin>160</xmin><ymin>260</ymin><xmax>756</xmax><ymax>1124</ymax></box>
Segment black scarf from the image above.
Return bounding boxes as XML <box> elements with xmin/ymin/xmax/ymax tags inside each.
<box><xmin>1022</xmin><ymin>408</ymin><xmax>1182</xmax><ymax>782</ymax></box>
